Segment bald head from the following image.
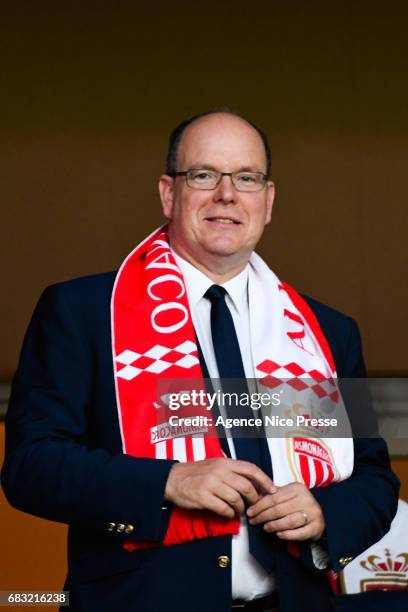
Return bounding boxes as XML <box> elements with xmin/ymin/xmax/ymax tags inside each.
<box><xmin>175</xmin><ymin>113</ymin><xmax>268</xmax><ymax>180</ymax></box>
<box><xmin>166</xmin><ymin>110</ymin><xmax>271</xmax><ymax>177</ymax></box>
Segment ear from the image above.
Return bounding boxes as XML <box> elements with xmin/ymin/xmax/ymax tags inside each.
<box><xmin>265</xmin><ymin>181</ymin><xmax>275</xmax><ymax>224</ymax></box>
<box><xmin>159</xmin><ymin>174</ymin><xmax>175</xmax><ymax>219</ymax></box>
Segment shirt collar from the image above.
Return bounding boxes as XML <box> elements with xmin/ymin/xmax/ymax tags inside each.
<box><xmin>172</xmin><ymin>250</ymin><xmax>249</xmax><ymax>315</ymax></box>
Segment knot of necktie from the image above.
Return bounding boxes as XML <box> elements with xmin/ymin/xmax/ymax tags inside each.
<box><xmin>204</xmin><ymin>284</ymin><xmax>227</xmax><ymax>303</ymax></box>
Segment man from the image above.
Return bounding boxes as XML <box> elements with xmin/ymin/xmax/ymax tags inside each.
<box><xmin>2</xmin><ymin>110</ymin><xmax>399</xmax><ymax>612</ymax></box>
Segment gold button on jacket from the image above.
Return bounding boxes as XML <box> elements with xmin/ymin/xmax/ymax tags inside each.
<box><xmin>339</xmin><ymin>556</ymin><xmax>353</xmax><ymax>566</ymax></box>
<box><xmin>217</xmin><ymin>555</ymin><xmax>230</xmax><ymax>568</ymax></box>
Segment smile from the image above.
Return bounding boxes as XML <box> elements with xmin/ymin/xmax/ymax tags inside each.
<box><xmin>206</xmin><ymin>217</ymin><xmax>241</xmax><ymax>225</ymax></box>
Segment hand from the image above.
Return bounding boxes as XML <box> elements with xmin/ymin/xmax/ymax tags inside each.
<box><xmin>247</xmin><ymin>482</ymin><xmax>325</xmax><ymax>541</ymax></box>
<box><xmin>164</xmin><ymin>458</ymin><xmax>277</xmax><ymax>519</ymax></box>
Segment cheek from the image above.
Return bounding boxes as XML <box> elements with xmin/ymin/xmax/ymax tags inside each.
<box><xmin>246</xmin><ymin>210</ymin><xmax>269</xmax><ymax>239</ymax></box>
<box><xmin>181</xmin><ymin>198</ymin><xmax>207</xmax><ymax>222</ymax></box>
<box><xmin>174</xmin><ymin>203</ymin><xmax>203</xmax><ymax>237</ymax></box>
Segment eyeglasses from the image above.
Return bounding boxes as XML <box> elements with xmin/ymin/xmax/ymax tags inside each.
<box><xmin>169</xmin><ymin>169</ymin><xmax>268</xmax><ymax>192</ymax></box>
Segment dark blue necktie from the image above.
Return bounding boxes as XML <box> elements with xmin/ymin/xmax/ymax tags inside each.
<box><xmin>205</xmin><ymin>284</ymin><xmax>275</xmax><ymax>572</ymax></box>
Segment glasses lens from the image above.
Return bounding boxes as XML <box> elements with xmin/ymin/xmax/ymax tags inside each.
<box><xmin>187</xmin><ymin>170</ymin><xmax>219</xmax><ymax>189</ymax></box>
<box><xmin>233</xmin><ymin>172</ymin><xmax>266</xmax><ymax>192</ymax></box>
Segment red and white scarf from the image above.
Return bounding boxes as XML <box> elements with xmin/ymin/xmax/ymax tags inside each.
<box><xmin>111</xmin><ymin>227</ymin><xmax>353</xmax><ymax>550</ymax></box>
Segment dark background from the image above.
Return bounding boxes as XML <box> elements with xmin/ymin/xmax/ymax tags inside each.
<box><xmin>1</xmin><ymin>1</ymin><xmax>407</xmax><ymax>378</ymax></box>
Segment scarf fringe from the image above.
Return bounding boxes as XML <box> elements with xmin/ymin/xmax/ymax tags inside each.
<box><xmin>124</xmin><ymin>508</ymin><xmax>240</xmax><ymax>550</ymax></box>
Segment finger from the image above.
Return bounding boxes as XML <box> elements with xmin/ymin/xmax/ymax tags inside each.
<box><xmin>275</xmin><ymin>517</ymin><xmax>325</xmax><ymax>541</ymax></box>
<box><xmin>232</xmin><ymin>460</ymin><xmax>277</xmax><ymax>495</ymax></box>
<box><xmin>262</xmin><ymin>511</ymin><xmax>312</xmax><ymax>534</ymax></box>
<box><xmin>224</xmin><ymin>474</ymin><xmax>260</xmax><ymax>505</ymax></box>
<box><xmin>249</xmin><ymin>497</ymin><xmax>311</xmax><ymax>524</ymax></box>
<box><xmin>248</xmin><ymin>501</ymin><xmax>299</xmax><ymax>525</ymax></box>
<box><xmin>213</xmin><ymin>483</ymin><xmax>246</xmax><ymax>516</ymax></box>
<box><xmin>274</xmin><ymin>526</ymin><xmax>313</xmax><ymax>541</ymax></box>
<box><xmin>246</xmin><ymin>494</ymin><xmax>276</xmax><ymax>518</ymax></box>
<box><xmin>207</xmin><ymin>494</ymin><xmax>237</xmax><ymax>519</ymax></box>
<box><xmin>265</xmin><ymin>482</ymin><xmax>306</xmax><ymax>505</ymax></box>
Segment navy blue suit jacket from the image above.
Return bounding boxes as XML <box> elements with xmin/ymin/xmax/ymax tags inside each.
<box><xmin>1</xmin><ymin>272</ymin><xmax>399</xmax><ymax>612</ymax></box>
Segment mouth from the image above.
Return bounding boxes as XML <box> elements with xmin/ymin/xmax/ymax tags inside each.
<box><xmin>205</xmin><ymin>216</ymin><xmax>241</xmax><ymax>225</ymax></box>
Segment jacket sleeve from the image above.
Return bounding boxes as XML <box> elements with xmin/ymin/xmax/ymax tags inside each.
<box><xmin>1</xmin><ymin>283</ymin><xmax>175</xmax><ymax>543</ymax></box>
<box><xmin>308</xmin><ymin>317</ymin><xmax>400</xmax><ymax>573</ymax></box>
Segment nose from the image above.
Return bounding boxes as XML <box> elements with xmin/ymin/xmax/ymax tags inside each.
<box><xmin>213</xmin><ymin>174</ymin><xmax>236</xmax><ymax>204</ymax></box>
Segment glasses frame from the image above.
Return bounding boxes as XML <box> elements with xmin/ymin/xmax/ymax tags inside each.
<box><xmin>169</xmin><ymin>169</ymin><xmax>269</xmax><ymax>192</ymax></box>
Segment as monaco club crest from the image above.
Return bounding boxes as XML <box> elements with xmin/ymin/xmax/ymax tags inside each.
<box><xmin>286</xmin><ymin>434</ymin><xmax>338</xmax><ymax>488</ymax></box>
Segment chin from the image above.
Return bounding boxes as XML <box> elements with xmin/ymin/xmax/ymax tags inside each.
<box><xmin>206</xmin><ymin>244</ymin><xmax>247</xmax><ymax>261</ymax></box>
<box><xmin>204</xmin><ymin>242</ymin><xmax>241</xmax><ymax>257</ymax></box>
<box><xmin>204</xmin><ymin>235</ymin><xmax>241</xmax><ymax>250</ymax></box>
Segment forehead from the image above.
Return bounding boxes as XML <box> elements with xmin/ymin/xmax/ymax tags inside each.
<box><xmin>177</xmin><ymin>114</ymin><xmax>267</xmax><ymax>171</ymax></box>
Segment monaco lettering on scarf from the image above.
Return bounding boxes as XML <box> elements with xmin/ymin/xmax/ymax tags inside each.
<box><xmin>111</xmin><ymin>226</ymin><xmax>353</xmax><ymax>551</ymax></box>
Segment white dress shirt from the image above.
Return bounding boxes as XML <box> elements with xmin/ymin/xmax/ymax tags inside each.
<box><xmin>173</xmin><ymin>251</ymin><xmax>276</xmax><ymax>601</ymax></box>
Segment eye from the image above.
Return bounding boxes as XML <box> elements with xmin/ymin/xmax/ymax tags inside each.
<box><xmin>190</xmin><ymin>170</ymin><xmax>215</xmax><ymax>181</ymax></box>
<box><xmin>237</xmin><ymin>173</ymin><xmax>257</xmax><ymax>183</ymax></box>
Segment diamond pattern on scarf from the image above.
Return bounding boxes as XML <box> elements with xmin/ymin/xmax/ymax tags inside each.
<box><xmin>256</xmin><ymin>359</ymin><xmax>339</xmax><ymax>402</ymax></box>
<box><xmin>115</xmin><ymin>341</ymin><xmax>199</xmax><ymax>380</ymax></box>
